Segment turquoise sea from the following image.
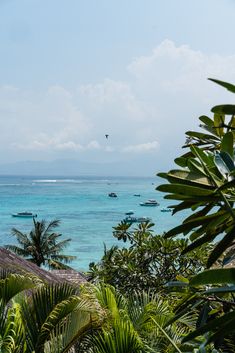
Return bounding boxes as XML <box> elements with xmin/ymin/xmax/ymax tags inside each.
<box><xmin>0</xmin><ymin>175</ymin><xmax>185</xmax><ymax>271</ymax></box>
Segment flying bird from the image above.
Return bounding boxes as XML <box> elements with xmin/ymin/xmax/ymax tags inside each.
<box><xmin>105</xmin><ymin>134</ymin><xmax>109</xmax><ymax>139</ymax></box>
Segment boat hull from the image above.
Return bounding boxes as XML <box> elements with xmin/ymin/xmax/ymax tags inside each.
<box><xmin>12</xmin><ymin>213</ymin><xmax>37</xmax><ymax>218</ymax></box>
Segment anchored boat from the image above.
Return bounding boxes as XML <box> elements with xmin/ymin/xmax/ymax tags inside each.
<box><xmin>12</xmin><ymin>212</ymin><xmax>37</xmax><ymax>218</ymax></box>
<box><xmin>140</xmin><ymin>199</ymin><xmax>159</xmax><ymax>206</ymax></box>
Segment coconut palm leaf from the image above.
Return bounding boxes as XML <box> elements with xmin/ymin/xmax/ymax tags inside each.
<box><xmin>21</xmin><ymin>282</ymin><xmax>102</xmax><ymax>353</ymax></box>
<box><xmin>5</xmin><ymin>219</ymin><xmax>76</xmax><ymax>269</ymax></box>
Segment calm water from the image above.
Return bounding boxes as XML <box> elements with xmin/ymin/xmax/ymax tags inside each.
<box><xmin>0</xmin><ymin>175</ymin><xmax>185</xmax><ymax>270</ymax></box>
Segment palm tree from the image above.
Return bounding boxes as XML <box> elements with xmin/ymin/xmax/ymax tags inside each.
<box><xmin>5</xmin><ymin>218</ymin><xmax>76</xmax><ymax>269</ymax></box>
<box><xmin>0</xmin><ymin>270</ymin><xmax>104</xmax><ymax>353</ymax></box>
<box><xmin>76</xmin><ymin>284</ymin><xmax>195</xmax><ymax>353</ymax></box>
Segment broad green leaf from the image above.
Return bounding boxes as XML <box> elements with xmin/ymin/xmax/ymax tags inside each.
<box><xmin>207</xmin><ymin>226</ymin><xmax>235</xmax><ymax>267</ymax></box>
<box><xmin>157</xmin><ymin>184</ymin><xmax>214</xmax><ymax>196</ymax></box>
<box><xmin>205</xmin><ymin>285</ymin><xmax>235</xmax><ymax>294</ymax></box>
<box><xmin>171</xmin><ymin>201</ymin><xmax>194</xmax><ymax>215</ymax></box>
<box><xmin>220</xmin><ymin>151</ymin><xmax>235</xmax><ymax>171</ymax></box>
<box><xmin>174</xmin><ymin>157</ymin><xmax>188</xmax><ymax>167</ymax></box>
<box><xmin>221</xmin><ymin>132</ymin><xmax>234</xmax><ymax>158</ymax></box>
<box><xmin>214</xmin><ymin>113</ymin><xmax>225</xmax><ymax>137</ymax></box>
<box><xmin>183</xmin><ymin>310</ymin><xmax>235</xmax><ymax>342</ymax></box>
<box><xmin>212</xmin><ymin>105</ymin><xmax>235</xmax><ymax>115</ymax></box>
<box><xmin>199</xmin><ymin>115</ymin><xmax>215</xmax><ymax>127</ymax></box>
<box><xmin>165</xmin><ymin>213</ymin><xmax>224</xmax><ymax>238</ymax></box>
<box><xmin>186</xmin><ymin>131</ymin><xmax>219</xmax><ymax>141</ymax></box>
<box><xmin>183</xmin><ymin>204</ymin><xmax>214</xmax><ymax>223</ymax></box>
<box><xmin>187</xmin><ymin>159</ymin><xmax>208</xmax><ymax>176</ymax></box>
<box><xmin>208</xmin><ymin>78</ymin><xmax>235</xmax><ymax>94</ymax></box>
<box><xmin>214</xmin><ymin>152</ymin><xmax>231</xmax><ymax>177</ymax></box>
<box><xmin>191</xmin><ymin>145</ymin><xmax>215</xmax><ymax>169</ymax></box>
<box><xmin>182</xmin><ymin>232</ymin><xmax>216</xmax><ymax>254</ymax></box>
<box><xmin>166</xmin><ymin>170</ymin><xmax>213</xmax><ymax>188</ymax></box>
<box><xmin>207</xmin><ymin>316</ymin><xmax>235</xmax><ymax>345</ymax></box>
<box><xmin>157</xmin><ymin>172</ymin><xmax>168</xmax><ymax>180</ymax></box>
<box><xmin>190</xmin><ymin>268</ymin><xmax>235</xmax><ymax>286</ymax></box>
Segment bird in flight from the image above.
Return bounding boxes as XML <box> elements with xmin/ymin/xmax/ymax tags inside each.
<box><xmin>105</xmin><ymin>134</ymin><xmax>109</xmax><ymax>139</ymax></box>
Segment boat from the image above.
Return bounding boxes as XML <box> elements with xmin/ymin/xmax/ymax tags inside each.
<box><xmin>133</xmin><ymin>194</ymin><xmax>141</xmax><ymax>197</ymax></box>
<box><xmin>12</xmin><ymin>212</ymin><xmax>37</xmax><ymax>218</ymax></box>
<box><xmin>123</xmin><ymin>216</ymin><xmax>151</xmax><ymax>224</ymax></box>
<box><xmin>139</xmin><ymin>199</ymin><xmax>159</xmax><ymax>206</ymax></box>
<box><xmin>108</xmin><ymin>192</ymin><xmax>117</xmax><ymax>197</ymax></box>
<box><xmin>160</xmin><ymin>208</ymin><xmax>172</xmax><ymax>213</ymax></box>
<box><xmin>125</xmin><ymin>210</ymin><xmax>134</xmax><ymax>215</ymax></box>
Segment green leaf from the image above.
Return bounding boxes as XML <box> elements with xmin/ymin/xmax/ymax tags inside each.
<box><xmin>171</xmin><ymin>201</ymin><xmax>194</xmax><ymax>215</ymax></box>
<box><xmin>212</xmin><ymin>105</ymin><xmax>235</xmax><ymax>115</ymax></box>
<box><xmin>174</xmin><ymin>157</ymin><xmax>188</xmax><ymax>168</ymax></box>
<box><xmin>205</xmin><ymin>285</ymin><xmax>235</xmax><ymax>294</ymax></box>
<box><xmin>220</xmin><ymin>151</ymin><xmax>235</xmax><ymax>171</ymax></box>
<box><xmin>182</xmin><ymin>232</ymin><xmax>216</xmax><ymax>254</ymax></box>
<box><xmin>190</xmin><ymin>268</ymin><xmax>235</xmax><ymax>286</ymax></box>
<box><xmin>183</xmin><ymin>310</ymin><xmax>235</xmax><ymax>342</ymax></box>
<box><xmin>191</xmin><ymin>145</ymin><xmax>214</xmax><ymax>168</ymax></box>
<box><xmin>221</xmin><ymin>132</ymin><xmax>234</xmax><ymax>158</ymax></box>
<box><xmin>207</xmin><ymin>226</ymin><xmax>235</xmax><ymax>268</ymax></box>
<box><xmin>207</xmin><ymin>315</ymin><xmax>235</xmax><ymax>345</ymax></box>
<box><xmin>186</xmin><ymin>131</ymin><xmax>219</xmax><ymax>141</ymax></box>
<box><xmin>208</xmin><ymin>78</ymin><xmax>235</xmax><ymax>94</ymax></box>
<box><xmin>199</xmin><ymin>115</ymin><xmax>215</xmax><ymax>127</ymax></box>
<box><xmin>157</xmin><ymin>184</ymin><xmax>214</xmax><ymax>196</ymax></box>
<box><xmin>215</xmin><ymin>178</ymin><xmax>235</xmax><ymax>192</ymax></box>
<box><xmin>214</xmin><ymin>152</ymin><xmax>233</xmax><ymax>177</ymax></box>
<box><xmin>165</xmin><ymin>170</ymin><xmax>213</xmax><ymax>188</ymax></box>
<box><xmin>165</xmin><ymin>213</ymin><xmax>224</xmax><ymax>238</ymax></box>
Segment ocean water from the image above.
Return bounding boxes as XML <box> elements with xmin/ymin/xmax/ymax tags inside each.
<box><xmin>0</xmin><ymin>175</ymin><xmax>185</xmax><ymax>271</ymax></box>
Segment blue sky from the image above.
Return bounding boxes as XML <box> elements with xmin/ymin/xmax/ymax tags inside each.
<box><xmin>1</xmin><ymin>0</ymin><xmax>235</xmax><ymax>175</ymax></box>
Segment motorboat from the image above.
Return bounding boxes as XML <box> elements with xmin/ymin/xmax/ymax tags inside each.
<box><xmin>12</xmin><ymin>212</ymin><xmax>37</xmax><ymax>218</ymax></box>
<box><xmin>133</xmin><ymin>194</ymin><xmax>141</xmax><ymax>197</ymax></box>
<box><xmin>108</xmin><ymin>192</ymin><xmax>117</xmax><ymax>197</ymax></box>
<box><xmin>160</xmin><ymin>208</ymin><xmax>172</xmax><ymax>213</ymax></box>
<box><xmin>139</xmin><ymin>199</ymin><xmax>159</xmax><ymax>206</ymax></box>
<box><xmin>125</xmin><ymin>210</ymin><xmax>134</xmax><ymax>215</ymax></box>
<box><xmin>123</xmin><ymin>216</ymin><xmax>151</xmax><ymax>224</ymax></box>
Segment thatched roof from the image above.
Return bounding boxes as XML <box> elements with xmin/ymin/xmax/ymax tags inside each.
<box><xmin>0</xmin><ymin>247</ymin><xmax>87</xmax><ymax>286</ymax></box>
<box><xmin>51</xmin><ymin>270</ymin><xmax>87</xmax><ymax>286</ymax></box>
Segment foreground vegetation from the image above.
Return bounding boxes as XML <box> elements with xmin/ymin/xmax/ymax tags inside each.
<box><xmin>2</xmin><ymin>78</ymin><xmax>235</xmax><ymax>351</ymax></box>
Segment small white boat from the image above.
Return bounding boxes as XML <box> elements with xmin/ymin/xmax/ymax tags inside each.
<box><xmin>12</xmin><ymin>212</ymin><xmax>37</xmax><ymax>218</ymax></box>
<box><xmin>123</xmin><ymin>216</ymin><xmax>151</xmax><ymax>224</ymax></box>
<box><xmin>140</xmin><ymin>199</ymin><xmax>159</xmax><ymax>206</ymax></box>
<box><xmin>160</xmin><ymin>208</ymin><xmax>172</xmax><ymax>213</ymax></box>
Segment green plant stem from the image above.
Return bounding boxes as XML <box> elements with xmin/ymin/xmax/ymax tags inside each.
<box><xmin>151</xmin><ymin>317</ymin><xmax>183</xmax><ymax>353</ymax></box>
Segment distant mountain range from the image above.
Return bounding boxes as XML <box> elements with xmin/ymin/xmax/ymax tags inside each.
<box><xmin>0</xmin><ymin>158</ymin><xmax>157</xmax><ymax>177</ymax></box>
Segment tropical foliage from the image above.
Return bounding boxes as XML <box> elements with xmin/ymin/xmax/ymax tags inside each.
<box><xmin>0</xmin><ymin>269</ymin><xmax>104</xmax><ymax>353</ymax></box>
<box><xmin>5</xmin><ymin>218</ymin><xmax>76</xmax><ymax>269</ymax></box>
<box><xmin>88</xmin><ymin>221</ymin><xmax>209</xmax><ymax>294</ymax></box>
<box><xmin>157</xmin><ymin>78</ymin><xmax>235</xmax><ymax>350</ymax></box>
<box><xmin>0</xmin><ymin>268</ymin><xmax>199</xmax><ymax>353</ymax></box>
<box><xmin>78</xmin><ymin>284</ymin><xmax>197</xmax><ymax>353</ymax></box>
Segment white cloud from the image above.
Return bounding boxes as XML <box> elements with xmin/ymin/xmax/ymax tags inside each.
<box><xmin>122</xmin><ymin>141</ymin><xmax>159</xmax><ymax>153</ymax></box>
<box><xmin>2</xmin><ymin>40</ymin><xmax>235</xmax><ymax>167</ymax></box>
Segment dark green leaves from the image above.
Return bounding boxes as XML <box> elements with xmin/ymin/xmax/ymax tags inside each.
<box><xmin>208</xmin><ymin>78</ymin><xmax>235</xmax><ymax>93</ymax></box>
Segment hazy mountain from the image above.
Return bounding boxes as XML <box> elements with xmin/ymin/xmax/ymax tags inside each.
<box><xmin>0</xmin><ymin>158</ymin><xmax>158</xmax><ymax>177</ymax></box>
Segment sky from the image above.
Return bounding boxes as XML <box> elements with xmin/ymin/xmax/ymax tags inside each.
<box><xmin>1</xmin><ymin>0</ymin><xmax>235</xmax><ymax>175</ymax></box>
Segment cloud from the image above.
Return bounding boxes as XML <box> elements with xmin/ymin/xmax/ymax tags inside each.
<box><xmin>122</xmin><ymin>141</ymin><xmax>159</xmax><ymax>153</ymax></box>
<box><xmin>2</xmin><ymin>40</ymin><xmax>235</xmax><ymax>167</ymax></box>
